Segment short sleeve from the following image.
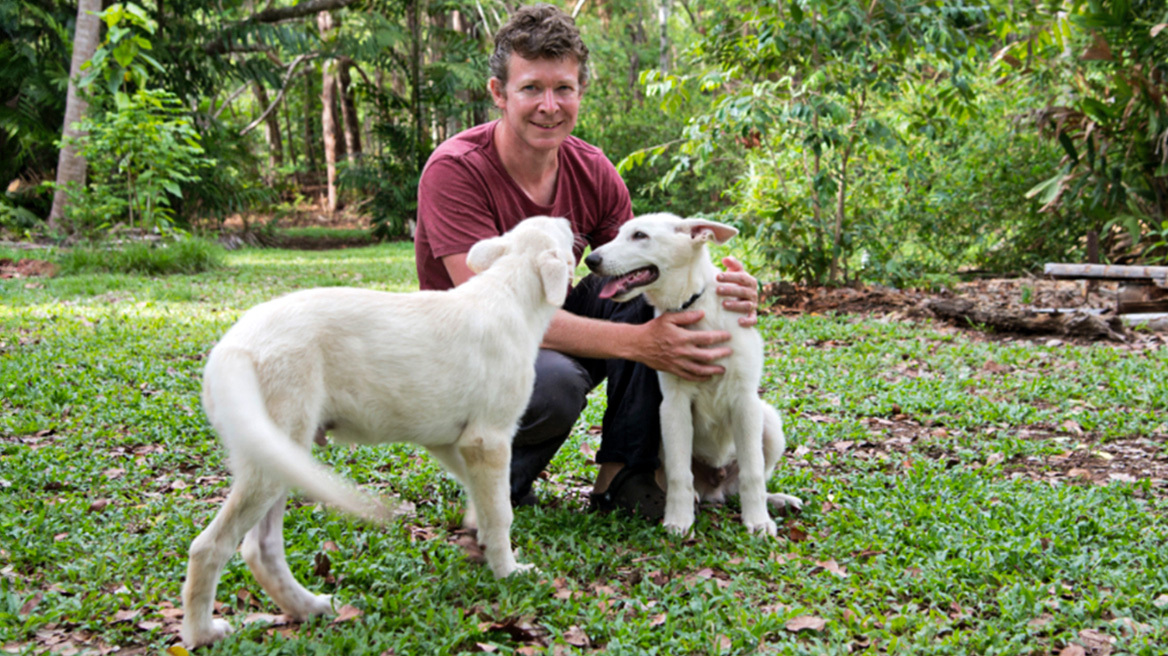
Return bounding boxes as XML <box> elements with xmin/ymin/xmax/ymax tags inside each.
<box><xmin>417</xmin><ymin>156</ymin><xmax>501</xmax><ymax>259</ymax></box>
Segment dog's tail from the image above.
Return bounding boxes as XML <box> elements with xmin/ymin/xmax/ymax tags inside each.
<box><xmin>204</xmin><ymin>347</ymin><xmax>393</xmax><ymax>523</ymax></box>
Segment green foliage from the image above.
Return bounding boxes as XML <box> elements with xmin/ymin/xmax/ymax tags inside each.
<box><xmin>79</xmin><ymin>2</ymin><xmax>163</xmax><ymax>99</ymax></box>
<box><xmin>0</xmin><ymin>0</ymin><xmax>71</xmax><ymax>207</ymax></box>
<box><xmin>340</xmin><ymin>122</ymin><xmax>423</xmax><ymax>241</ymax></box>
<box><xmin>55</xmin><ymin>236</ymin><xmax>224</xmax><ymax>275</ymax></box>
<box><xmin>64</xmin><ymin>88</ymin><xmax>209</xmax><ymax>234</ymax></box>
<box><xmin>995</xmin><ymin>0</ymin><xmax>1168</xmax><ymax>257</ymax></box>
<box><xmin>629</xmin><ymin>0</ymin><xmax>1002</xmax><ymax>284</ymax></box>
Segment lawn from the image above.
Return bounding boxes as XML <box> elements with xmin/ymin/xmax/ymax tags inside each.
<box><xmin>1</xmin><ymin>241</ymin><xmax>1166</xmax><ymax>655</ymax></box>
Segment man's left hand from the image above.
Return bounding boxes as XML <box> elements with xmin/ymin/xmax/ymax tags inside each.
<box><xmin>716</xmin><ymin>257</ymin><xmax>759</xmax><ymax>328</ymax></box>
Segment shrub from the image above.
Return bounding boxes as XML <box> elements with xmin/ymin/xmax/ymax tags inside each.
<box><xmin>56</xmin><ymin>237</ymin><xmax>224</xmax><ymax>276</ymax></box>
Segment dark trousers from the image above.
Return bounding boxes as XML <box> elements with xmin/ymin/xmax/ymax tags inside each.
<box><xmin>509</xmin><ymin>274</ymin><xmax>662</xmax><ymax>502</ymax></box>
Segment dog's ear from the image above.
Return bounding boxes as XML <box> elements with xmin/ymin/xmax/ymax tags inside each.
<box><xmin>680</xmin><ymin>219</ymin><xmax>738</xmax><ymax>245</ymax></box>
<box><xmin>466</xmin><ymin>237</ymin><xmax>507</xmax><ymax>274</ymax></box>
<box><xmin>538</xmin><ymin>249</ymin><xmax>572</xmax><ymax>306</ymax></box>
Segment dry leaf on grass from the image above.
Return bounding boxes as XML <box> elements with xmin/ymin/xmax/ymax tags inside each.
<box><xmin>1059</xmin><ymin>645</ymin><xmax>1086</xmax><ymax>656</ymax></box>
<box><xmin>563</xmin><ymin>625</ymin><xmax>590</xmax><ymax>648</ymax></box>
<box><xmin>784</xmin><ymin>615</ymin><xmax>827</xmax><ymax>633</ymax></box>
<box><xmin>332</xmin><ymin>605</ymin><xmax>363</xmax><ymax>624</ymax></box>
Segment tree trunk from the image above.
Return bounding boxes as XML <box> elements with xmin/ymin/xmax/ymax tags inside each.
<box><xmin>303</xmin><ymin>73</ymin><xmax>318</xmax><ymax>174</ymax></box>
<box><xmin>253</xmin><ymin>82</ymin><xmax>284</xmax><ymax>181</ymax></box>
<box><xmin>626</xmin><ymin>12</ymin><xmax>646</xmax><ymax>108</ymax></box>
<box><xmin>338</xmin><ymin>57</ymin><xmax>361</xmax><ymax>160</ymax></box>
<box><xmin>318</xmin><ymin>11</ymin><xmax>338</xmax><ymax>213</ymax></box>
<box><xmin>282</xmin><ymin>78</ymin><xmax>300</xmax><ymax>186</ymax></box>
<box><xmin>48</xmin><ymin>0</ymin><xmax>103</xmax><ymax>231</ymax></box>
<box><xmin>408</xmin><ymin>0</ymin><xmax>425</xmax><ymax>171</ymax></box>
<box><xmin>658</xmin><ymin>0</ymin><xmax>671</xmax><ymax>72</ymax></box>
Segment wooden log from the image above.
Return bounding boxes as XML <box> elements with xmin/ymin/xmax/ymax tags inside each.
<box><xmin>924</xmin><ymin>298</ymin><xmax>1126</xmax><ymax>341</ymax></box>
<box><xmin>1044</xmin><ymin>263</ymin><xmax>1168</xmax><ymax>286</ymax></box>
<box><xmin>1118</xmin><ymin>283</ymin><xmax>1168</xmax><ymax>314</ymax></box>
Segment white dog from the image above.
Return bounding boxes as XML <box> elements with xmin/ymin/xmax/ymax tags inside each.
<box><xmin>180</xmin><ymin>217</ymin><xmax>575</xmax><ymax>647</ymax></box>
<box><xmin>584</xmin><ymin>213</ymin><xmax>802</xmax><ymax>536</ymax></box>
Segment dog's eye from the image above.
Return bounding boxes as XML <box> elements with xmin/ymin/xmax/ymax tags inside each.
<box><xmin>631</xmin><ymin>231</ymin><xmax>648</xmax><ymax>240</ymax></box>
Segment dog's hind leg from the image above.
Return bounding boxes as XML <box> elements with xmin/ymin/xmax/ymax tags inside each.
<box><xmin>181</xmin><ymin>471</ymin><xmax>284</xmax><ymax>648</ymax></box>
<box><xmin>241</xmin><ymin>493</ymin><xmax>333</xmax><ymax>621</ymax></box>
<box><xmin>457</xmin><ymin>431</ymin><xmax>531</xmax><ymax>577</ymax></box>
<box><xmin>761</xmin><ymin>403</ymin><xmax>802</xmax><ymax>513</ymax></box>
<box><xmin>426</xmin><ymin>444</ymin><xmax>479</xmax><ymax>530</ymax></box>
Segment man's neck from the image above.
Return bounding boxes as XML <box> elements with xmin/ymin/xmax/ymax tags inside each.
<box><xmin>494</xmin><ymin>120</ymin><xmax>559</xmax><ymax>205</ymax></box>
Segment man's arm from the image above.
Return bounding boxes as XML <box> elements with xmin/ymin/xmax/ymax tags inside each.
<box><xmin>443</xmin><ymin>252</ymin><xmax>754</xmax><ymax>382</ymax></box>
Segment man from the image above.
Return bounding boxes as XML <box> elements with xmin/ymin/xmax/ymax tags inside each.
<box><xmin>414</xmin><ymin>4</ymin><xmax>760</xmax><ymax>520</ymax></box>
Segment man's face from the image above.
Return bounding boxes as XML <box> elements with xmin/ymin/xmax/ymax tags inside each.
<box><xmin>490</xmin><ymin>54</ymin><xmax>583</xmax><ymax>154</ymax></box>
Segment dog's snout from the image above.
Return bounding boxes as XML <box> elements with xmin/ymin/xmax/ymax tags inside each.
<box><xmin>584</xmin><ymin>252</ymin><xmax>602</xmax><ymax>271</ymax></box>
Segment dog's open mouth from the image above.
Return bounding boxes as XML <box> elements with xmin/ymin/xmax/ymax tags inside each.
<box><xmin>598</xmin><ymin>266</ymin><xmax>659</xmax><ymax>299</ymax></box>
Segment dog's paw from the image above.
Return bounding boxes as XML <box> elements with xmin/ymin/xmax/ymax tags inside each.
<box><xmin>663</xmin><ymin>512</ymin><xmax>694</xmax><ymax>536</ymax></box>
<box><xmin>744</xmin><ymin>516</ymin><xmax>777</xmax><ymax>536</ymax></box>
<box><xmin>491</xmin><ymin>560</ymin><xmax>536</xmax><ymax>578</ymax></box>
<box><xmin>182</xmin><ymin>617</ymin><xmax>234</xmax><ymax>648</ymax></box>
<box><xmin>767</xmin><ymin>493</ymin><xmax>803</xmax><ymax>515</ymax></box>
<box><xmin>285</xmin><ymin>593</ymin><xmax>333</xmax><ymax>621</ymax></box>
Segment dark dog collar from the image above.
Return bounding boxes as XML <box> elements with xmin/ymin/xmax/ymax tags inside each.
<box><xmin>669</xmin><ymin>288</ymin><xmax>705</xmax><ymax>313</ymax></box>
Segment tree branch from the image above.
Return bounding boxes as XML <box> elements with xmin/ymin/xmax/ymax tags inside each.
<box><xmin>239</xmin><ymin>53</ymin><xmax>317</xmax><ymax>136</ymax></box>
<box><xmin>204</xmin><ymin>0</ymin><xmax>359</xmax><ymax>55</ymax></box>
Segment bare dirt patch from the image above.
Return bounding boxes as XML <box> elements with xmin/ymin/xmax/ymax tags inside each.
<box><xmin>0</xmin><ymin>258</ymin><xmax>57</xmax><ymax>279</ymax></box>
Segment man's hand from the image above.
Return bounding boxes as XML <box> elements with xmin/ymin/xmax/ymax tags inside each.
<box><xmin>716</xmin><ymin>256</ymin><xmax>760</xmax><ymax>328</ymax></box>
<box><xmin>633</xmin><ymin>310</ymin><xmax>731</xmax><ymax>382</ymax></box>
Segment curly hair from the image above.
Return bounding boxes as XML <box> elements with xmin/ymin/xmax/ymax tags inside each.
<box><xmin>489</xmin><ymin>4</ymin><xmax>590</xmax><ymax>87</ymax></box>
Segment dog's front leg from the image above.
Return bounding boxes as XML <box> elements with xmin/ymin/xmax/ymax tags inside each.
<box><xmin>660</xmin><ymin>386</ymin><xmax>697</xmax><ymax>535</ymax></box>
<box><xmin>734</xmin><ymin>401</ymin><xmax>776</xmax><ymax>536</ymax></box>
<box><xmin>458</xmin><ymin>432</ymin><xmax>532</xmax><ymax>577</ymax></box>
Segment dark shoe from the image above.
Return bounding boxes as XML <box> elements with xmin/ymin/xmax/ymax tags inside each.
<box><xmin>512</xmin><ymin>490</ymin><xmax>538</xmax><ymax>508</ymax></box>
<box><xmin>588</xmin><ymin>466</ymin><xmax>666</xmax><ymax>523</ymax></box>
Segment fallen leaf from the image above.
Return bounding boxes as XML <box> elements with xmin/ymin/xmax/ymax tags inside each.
<box><xmin>476</xmin><ymin>643</ymin><xmax>498</xmax><ymax>653</ymax></box>
<box><xmin>243</xmin><ymin>612</ymin><xmax>290</xmax><ymax>626</ymax></box>
<box><xmin>563</xmin><ymin>625</ymin><xmax>590</xmax><ymax>647</ymax></box>
<box><xmin>1078</xmin><ymin>628</ymin><xmax>1114</xmax><ymax>650</ymax></box>
<box><xmin>786</xmin><ymin>526</ymin><xmax>809</xmax><ymax>542</ymax></box>
<box><xmin>1067</xmin><ymin>468</ymin><xmax>1093</xmax><ymax>480</ymax></box>
<box><xmin>137</xmin><ymin>621</ymin><xmax>162</xmax><ymax>631</ymax></box>
<box><xmin>1153</xmin><ymin>594</ymin><xmax>1168</xmax><ymax>608</ymax></box>
<box><xmin>18</xmin><ymin>592</ymin><xmax>43</xmax><ymax>616</ymax></box>
<box><xmin>88</xmin><ymin>498</ymin><xmax>111</xmax><ymax>513</ymax></box>
<box><xmin>784</xmin><ymin>615</ymin><xmax>827</xmax><ymax>633</ymax></box>
<box><xmin>313</xmin><ymin>552</ymin><xmax>331</xmax><ymax>578</ymax></box>
<box><xmin>322</xmin><ymin>540</ymin><xmax>339</xmax><ymax>552</ymax></box>
<box><xmin>112</xmin><ymin>608</ymin><xmax>141</xmax><ymax>623</ymax></box>
<box><xmin>986</xmin><ymin>453</ymin><xmax>1005</xmax><ymax>466</ymax></box>
<box><xmin>333</xmin><ymin>605</ymin><xmax>363</xmax><ymax>624</ymax></box>
<box><xmin>812</xmin><ymin>559</ymin><xmax>848</xmax><ymax>578</ymax></box>
<box><xmin>648</xmin><ymin>613</ymin><xmax>667</xmax><ymax>627</ymax></box>
<box><xmin>1059</xmin><ymin>645</ymin><xmax>1086</xmax><ymax>656</ymax></box>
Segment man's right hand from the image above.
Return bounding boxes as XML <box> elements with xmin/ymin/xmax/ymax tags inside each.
<box><xmin>632</xmin><ymin>310</ymin><xmax>731</xmax><ymax>382</ymax></box>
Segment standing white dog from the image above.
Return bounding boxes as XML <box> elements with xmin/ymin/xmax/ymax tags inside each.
<box><xmin>584</xmin><ymin>213</ymin><xmax>801</xmax><ymax>536</ymax></box>
<box><xmin>180</xmin><ymin>217</ymin><xmax>575</xmax><ymax>648</ymax></box>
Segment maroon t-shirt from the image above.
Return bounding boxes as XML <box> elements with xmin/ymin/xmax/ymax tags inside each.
<box><xmin>415</xmin><ymin>120</ymin><xmax>633</xmax><ymax>290</ymax></box>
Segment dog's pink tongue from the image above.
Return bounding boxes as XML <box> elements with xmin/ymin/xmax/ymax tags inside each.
<box><xmin>598</xmin><ymin>277</ymin><xmax>627</xmax><ymax>299</ymax></box>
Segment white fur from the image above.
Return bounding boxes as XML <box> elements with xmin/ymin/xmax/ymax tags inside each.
<box><xmin>180</xmin><ymin>217</ymin><xmax>575</xmax><ymax>647</ymax></box>
<box><xmin>585</xmin><ymin>212</ymin><xmax>802</xmax><ymax>536</ymax></box>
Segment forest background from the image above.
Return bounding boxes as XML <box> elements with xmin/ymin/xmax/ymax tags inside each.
<box><xmin>2</xmin><ymin>0</ymin><xmax>1167</xmax><ymax>287</ymax></box>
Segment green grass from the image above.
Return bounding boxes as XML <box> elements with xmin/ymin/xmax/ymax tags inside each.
<box><xmin>1</xmin><ymin>241</ymin><xmax>1165</xmax><ymax>655</ymax></box>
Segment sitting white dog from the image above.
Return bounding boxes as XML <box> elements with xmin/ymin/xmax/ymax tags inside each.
<box><xmin>180</xmin><ymin>217</ymin><xmax>575</xmax><ymax>647</ymax></box>
<box><xmin>584</xmin><ymin>213</ymin><xmax>801</xmax><ymax>536</ymax></box>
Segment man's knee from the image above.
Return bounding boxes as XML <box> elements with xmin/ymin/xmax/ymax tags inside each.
<box><xmin>514</xmin><ymin>350</ymin><xmax>592</xmax><ymax>446</ymax></box>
